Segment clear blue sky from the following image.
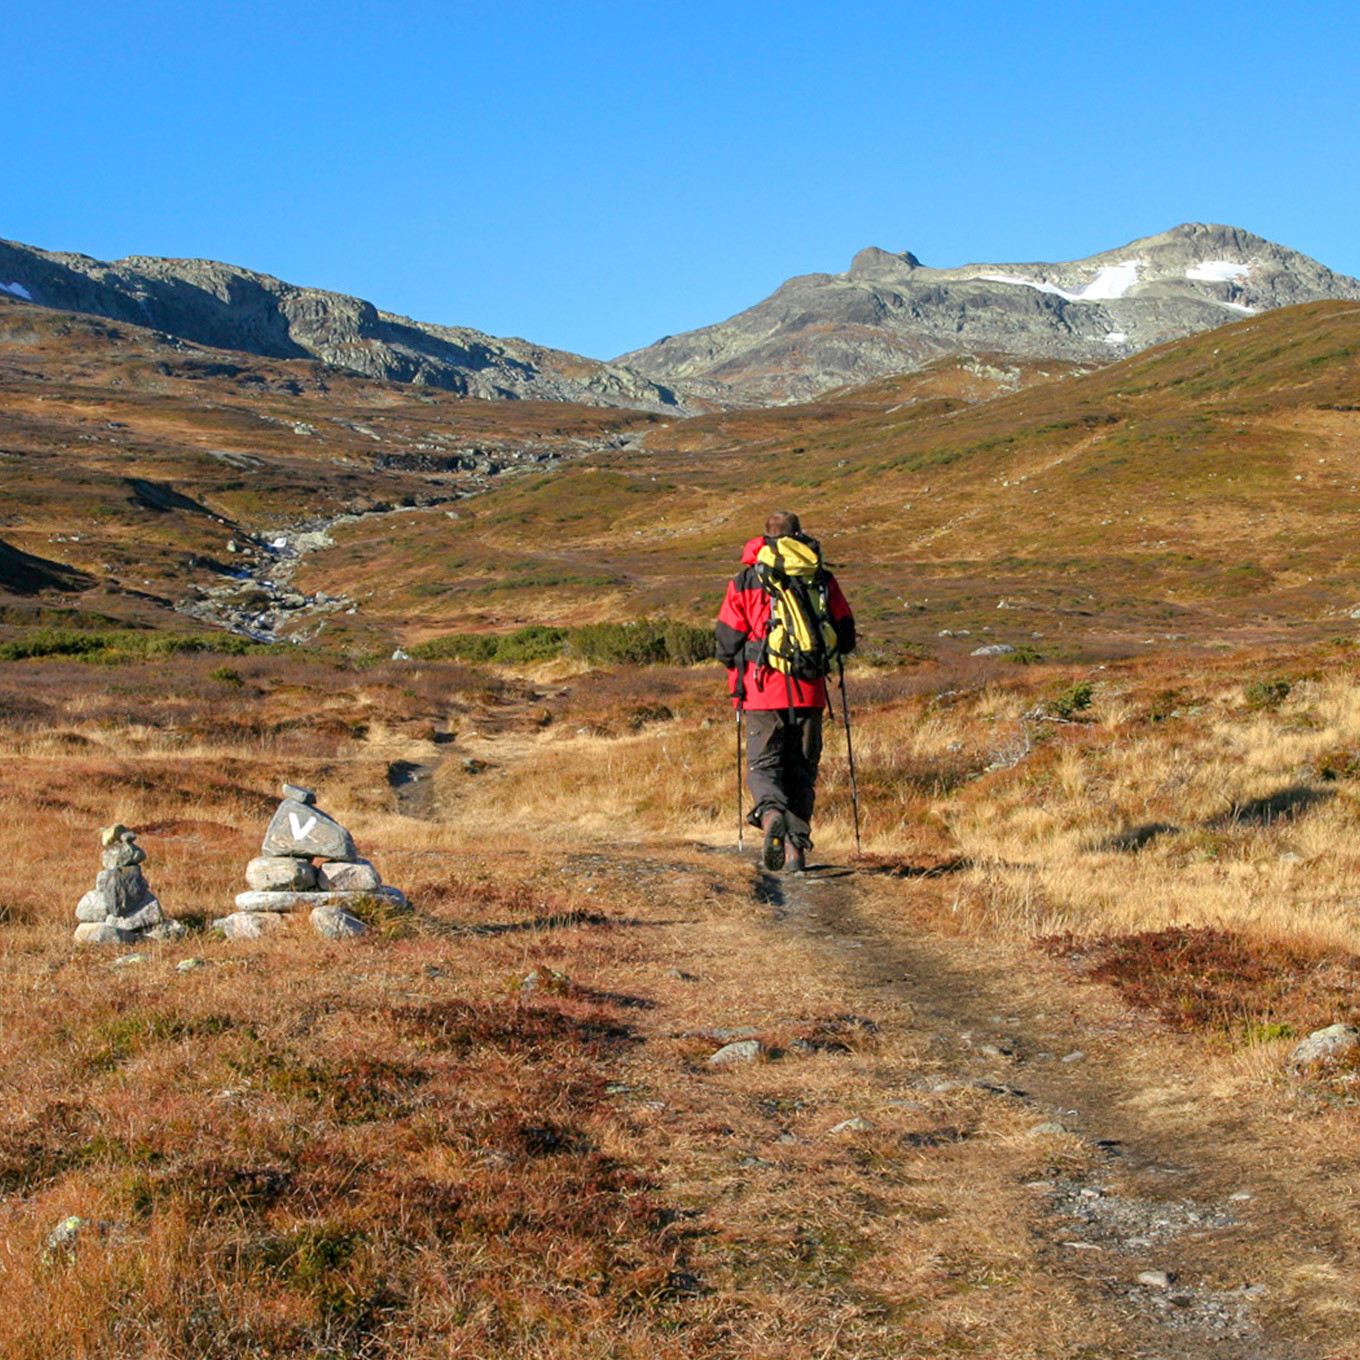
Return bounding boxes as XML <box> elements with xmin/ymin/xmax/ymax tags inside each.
<box><xmin>4</xmin><ymin>0</ymin><xmax>1357</xmax><ymax>359</ymax></box>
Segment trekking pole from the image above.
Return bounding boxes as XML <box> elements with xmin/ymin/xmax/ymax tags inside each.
<box><xmin>836</xmin><ymin>657</ymin><xmax>862</xmax><ymax>857</ymax></box>
<box><xmin>735</xmin><ymin>689</ymin><xmax>746</xmax><ymax>853</ymax></box>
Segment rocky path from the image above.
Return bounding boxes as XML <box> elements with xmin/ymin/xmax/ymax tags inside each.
<box><xmin>757</xmin><ymin>861</ymin><xmax>1324</xmax><ymax>1360</ymax></box>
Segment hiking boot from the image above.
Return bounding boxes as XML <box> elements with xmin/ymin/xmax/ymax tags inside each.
<box><xmin>761</xmin><ymin>810</ymin><xmax>787</xmax><ymax>871</ymax></box>
<box><xmin>784</xmin><ymin>845</ymin><xmax>806</xmax><ymax>875</ymax></box>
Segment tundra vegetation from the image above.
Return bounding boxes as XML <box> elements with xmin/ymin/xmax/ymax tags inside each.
<box><xmin>3</xmin><ymin>294</ymin><xmax>1360</xmax><ymax>1355</ymax></box>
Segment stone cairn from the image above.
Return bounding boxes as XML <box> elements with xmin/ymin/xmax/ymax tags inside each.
<box><xmin>74</xmin><ymin>824</ymin><xmax>186</xmax><ymax>945</ymax></box>
<box><xmin>214</xmin><ymin>783</ymin><xmax>408</xmax><ymax>940</ymax></box>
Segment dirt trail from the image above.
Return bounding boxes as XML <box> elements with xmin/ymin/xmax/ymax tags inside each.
<box><xmin>756</xmin><ymin>861</ymin><xmax>1329</xmax><ymax>1360</ymax></box>
<box><xmin>398</xmin><ymin>721</ymin><xmax>1339</xmax><ymax>1356</ymax></box>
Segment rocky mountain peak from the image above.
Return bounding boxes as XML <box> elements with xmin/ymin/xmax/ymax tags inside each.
<box><xmin>0</xmin><ymin>237</ymin><xmax>692</xmax><ymax>412</ymax></box>
<box><xmin>849</xmin><ymin>246</ymin><xmax>923</xmax><ymax>276</ymax></box>
<box><xmin>617</xmin><ymin>223</ymin><xmax>1360</xmax><ymax>404</ymax></box>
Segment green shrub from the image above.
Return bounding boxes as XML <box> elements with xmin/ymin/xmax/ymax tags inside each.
<box><xmin>492</xmin><ymin>625</ymin><xmax>569</xmax><ymax>664</ymax></box>
<box><xmin>409</xmin><ymin>619</ymin><xmax>716</xmax><ymax>668</ymax></box>
<box><xmin>1245</xmin><ymin>678</ymin><xmax>1291</xmax><ymax>710</ymax></box>
<box><xmin>0</xmin><ymin>629</ymin><xmax>261</xmax><ymax>662</ymax></box>
<box><xmin>662</xmin><ymin>620</ymin><xmax>715</xmax><ymax>666</ymax></box>
<box><xmin>567</xmin><ymin>622</ymin><xmax>668</xmax><ymax>666</ymax></box>
<box><xmin>1050</xmin><ymin>680</ymin><xmax>1094</xmax><ymax>720</ymax></box>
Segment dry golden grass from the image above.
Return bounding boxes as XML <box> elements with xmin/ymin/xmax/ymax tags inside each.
<box><xmin>8</xmin><ymin>642</ymin><xmax>1360</xmax><ymax>1354</ymax></box>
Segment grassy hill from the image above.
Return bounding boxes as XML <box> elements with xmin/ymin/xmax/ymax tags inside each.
<box><xmin>5</xmin><ymin>292</ymin><xmax>1360</xmax><ymax>661</ymax></box>
<box><xmin>301</xmin><ymin>300</ymin><xmax>1360</xmax><ymax>659</ymax></box>
<box><xmin>0</xmin><ymin>296</ymin><xmax>659</xmax><ymax>640</ymax></box>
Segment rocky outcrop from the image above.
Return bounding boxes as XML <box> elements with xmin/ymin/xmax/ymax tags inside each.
<box><xmin>618</xmin><ymin>223</ymin><xmax>1360</xmax><ymax>404</ymax></box>
<box><xmin>0</xmin><ymin>237</ymin><xmax>692</xmax><ymax>413</ymax></box>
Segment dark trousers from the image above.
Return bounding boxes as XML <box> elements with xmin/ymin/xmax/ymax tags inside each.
<box><xmin>744</xmin><ymin>707</ymin><xmax>823</xmax><ymax>849</ymax></box>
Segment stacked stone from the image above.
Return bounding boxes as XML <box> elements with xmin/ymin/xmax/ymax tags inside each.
<box><xmin>215</xmin><ymin>783</ymin><xmax>407</xmax><ymax>940</ymax></box>
<box><xmin>74</xmin><ymin>825</ymin><xmax>186</xmax><ymax>945</ymax></box>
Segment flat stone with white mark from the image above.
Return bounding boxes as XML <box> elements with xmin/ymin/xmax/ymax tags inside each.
<box><xmin>261</xmin><ymin>798</ymin><xmax>356</xmax><ymax>860</ymax></box>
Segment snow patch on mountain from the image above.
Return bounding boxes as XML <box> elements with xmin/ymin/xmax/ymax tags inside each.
<box><xmin>978</xmin><ymin>260</ymin><xmax>1141</xmax><ymax>303</ymax></box>
<box><xmin>1186</xmin><ymin>260</ymin><xmax>1252</xmax><ymax>282</ymax></box>
<box><xmin>0</xmin><ymin>282</ymin><xmax>33</xmax><ymax>299</ymax></box>
<box><xmin>1104</xmin><ymin>331</ymin><xmax>1129</xmax><ymax>345</ymax></box>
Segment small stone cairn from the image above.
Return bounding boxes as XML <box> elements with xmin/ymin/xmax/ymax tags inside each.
<box><xmin>214</xmin><ymin>783</ymin><xmax>407</xmax><ymax>940</ymax></box>
<box><xmin>74</xmin><ymin>825</ymin><xmax>186</xmax><ymax>945</ymax></box>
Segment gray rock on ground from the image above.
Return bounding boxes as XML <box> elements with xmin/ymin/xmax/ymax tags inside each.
<box><xmin>311</xmin><ymin>905</ymin><xmax>369</xmax><ymax>939</ymax></box>
<box><xmin>709</xmin><ymin>1039</ymin><xmax>762</xmax><ymax>1066</ymax></box>
<box><xmin>214</xmin><ymin>911</ymin><xmax>287</xmax><ymax>940</ymax></box>
<box><xmin>261</xmin><ymin>797</ymin><xmax>357</xmax><ymax>860</ymax></box>
<box><xmin>234</xmin><ymin>885</ymin><xmax>407</xmax><ymax>914</ymax></box>
<box><xmin>246</xmin><ymin>855</ymin><xmax>319</xmax><ymax>891</ymax></box>
<box><xmin>1289</xmin><ymin>1023</ymin><xmax>1360</xmax><ymax>1072</ymax></box>
<box><xmin>317</xmin><ymin>859</ymin><xmax>382</xmax><ymax>892</ymax></box>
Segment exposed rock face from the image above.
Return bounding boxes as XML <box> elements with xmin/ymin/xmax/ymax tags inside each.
<box><xmin>618</xmin><ymin>223</ymin><xmax>1360</xmax><ymax>404</ymax></box>
<box><xmin>0</xmin><ymin>237</ymin><xmax>690</xmax><ymax>413</ymax></box>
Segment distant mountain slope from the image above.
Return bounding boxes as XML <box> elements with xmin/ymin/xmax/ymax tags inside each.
<box><xmin>0</xmin><ymin>237</ymin><xmax>691</xmax><ymax>412</ymax></box>
<box><xmin>617</xmin><ymin>223</ymin><xmax>1360</xmax><ymax>404</ymax></box>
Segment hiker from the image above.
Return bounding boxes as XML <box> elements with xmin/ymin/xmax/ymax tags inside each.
<box><xmin>715</xmin><ymin>510</ymin><xmax>856</xmax><ymax>872</ymax></box>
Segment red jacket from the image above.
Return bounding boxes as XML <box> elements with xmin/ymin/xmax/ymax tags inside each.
<box><xmin>715</xmin><ymin>535</ymin><xmax>856</xmax><ymax>709</ymax></box>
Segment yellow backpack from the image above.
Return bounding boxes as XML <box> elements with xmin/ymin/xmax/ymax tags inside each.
<box><xmin>754</xmin><ymin>536</ymin><xmax>839</xmax><ymax>681</ymax></box>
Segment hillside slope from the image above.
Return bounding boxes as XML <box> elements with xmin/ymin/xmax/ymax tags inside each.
<box><xmin>618</xmin><ymin>223</ymin><xmax>1360</xmax><ymax>404</ymax></box>
<box><xmin>0</xmin><ymin>294</ymin><xmax>659</xmax><ymax>637</ymax></box>
<box><xmin>307</xmin><ymin>300</ymin><xmax>1360</xmax><ymax>657</ymax></box>
<box><xmin>0</xmin><ymin>237</ymin><xmax>692</xmax><ymax>412</ymax></box>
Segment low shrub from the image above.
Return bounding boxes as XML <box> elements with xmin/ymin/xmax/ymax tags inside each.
<box><xmin>1245</xmin><ymin>677</ymin><xmax>1292</xmax><ymax>709</ymax></box>
<box><xmin>1050</xmin><ymin>680</ymin><xmax>1094</xmax><ymax>719</ymax></box>
<box><xmin>410</xmin><ymin>619</ymin><xmax>714</xmax><ymax>668</ymax></box>
<box><xmin>0</xmin><ymin>629</ymin><xmax>263</xmax><ymax>662</ymax></box>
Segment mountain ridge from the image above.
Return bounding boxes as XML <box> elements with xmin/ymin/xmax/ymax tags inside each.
<box><xmin>0</xmin><ymin>237</ymin><xmax>693</xmax><ymax>413</ymax></box>
<box><xmin>618</xmin><ymin>223</ymin><xmax>1360</xmax><ymax>404</ymax></box>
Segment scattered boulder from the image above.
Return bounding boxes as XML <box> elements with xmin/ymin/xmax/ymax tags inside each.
<box><xmin>72</xmin><ymin>826</ymin><xmax>180</xmax><ymax>946</ymax></box>
<box><xmin>829</xmin><ymin>1116</ymin><xmax>874</xmax><ymax>1134</ymax></box>
<box><xmin>1138</xmin><ymin>1270</ymin><xmax>1175</xmax><ymax>1289</ymax></box>
<box><xmin>213</xmin><ymin>911</ymin><xmax>286</xmax><ymax>940</ymax></box>
<box><xmin>971</xmin><ymin>643</ymin><xmax>1016</xmax><ymax>657</ymax></box>
<box><xmin>310</xmin><ymin>905</ymin><xmax>368</xmax><ymax>939</ymax></box>
<box><xmin>1289</xmin><ymin>1023</ymin><xmax>1360</xmax><ymax>1073</ymax></box>
<box><xmin>708</xmin><ymin>1039</ymin><xmax>762</xmax><ymax>1066</ymax></box>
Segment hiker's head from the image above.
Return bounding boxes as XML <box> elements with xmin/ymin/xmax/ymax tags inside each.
<box><xmin>765</xmin><ymin>510</ymin><xmax>802</xmax><ymax>539</ymax></box>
